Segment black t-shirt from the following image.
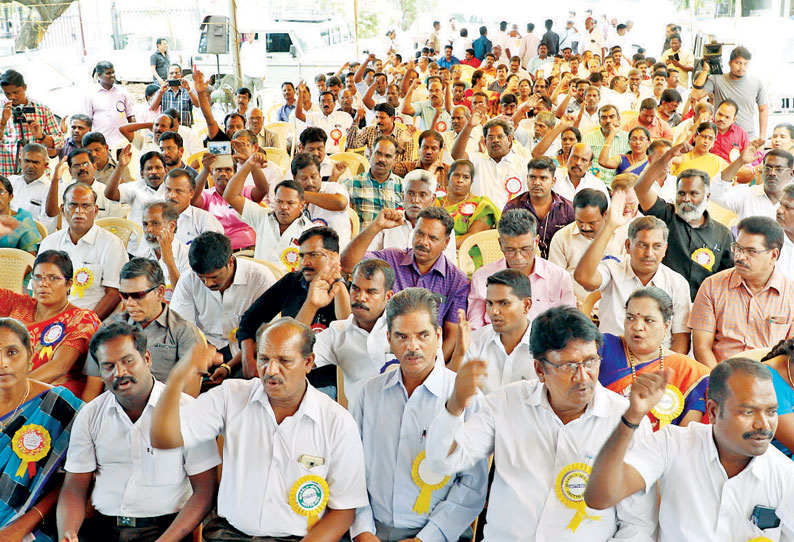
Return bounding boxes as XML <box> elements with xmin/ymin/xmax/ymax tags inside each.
<box><xmin>644</xmin><ymin>197</ymin><xmax>735</xmax><ymax>300</ymax></box>
<box><xmin>150</xmin><ymin>51</ymin><xmax>170</xmax><ymax>82</ymax></box>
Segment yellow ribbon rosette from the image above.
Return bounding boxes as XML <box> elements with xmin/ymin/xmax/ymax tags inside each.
<box><xmin>651</xmin><ymin>385</ymin><xmax>685</xmax><ymax>429</ymax></box>
<box><xmin>555</xmin><ymin>463</ymin><xmax>601</xmax><ymax>532</ymax></box>
<box><xmin>72</xmin><ymin>267</ymin><xmax>94</xmax><ymax>298</ymax></box>
<box><xmin>411</xmin><ymin>450</ymin><xmax>450</xmax><ymax>515</ymax></box>
<box><xmin>12</xmin><ymin>424</ymin><xmax>51</xmax><ymax>479</ymax></box>
<box><xmin>281</xmin><ymin>247</ymin><xmax>300</xmax><ymax>271</ymax></box>
<box><xmin>746</xmin><ymin>538</ymin><xmax>773</xmax><ymax>542</ymax></box>
<box><xmin>289</xmin><ymin>474</ymin><xmax>329</xmax><ymax>529</ymax></box>
<box><xmin>39</xmin><ymin>322</ymin><xmax>66</xmax><ymax>362</ymax></box>
<box><xmin>691</xmin><ymin>247</ymin><xmax>715</xmax><ymax>271</ymax></box>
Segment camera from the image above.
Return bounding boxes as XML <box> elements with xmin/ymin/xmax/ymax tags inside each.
<box><xmin>701</xmin><ymin>43</ymin><xmax>724</xmax><ymax>75</ymax></box>
<box><xmin>12</xmin><ymin>105</ymin><xmax>35</xmax><ymax>122</ymax></box>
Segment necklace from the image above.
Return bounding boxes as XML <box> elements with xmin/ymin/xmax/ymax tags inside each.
<box><xmin>627</xmin><ymin>344</ymin><xmax>665</xmax><ymax>381</ymax></box>
<box><xmin>441</xmin><ymin>191</ymin><xmax>471</xmax><ymax>208</ymax></box>
<box><xmin>0</xmin><ymin>379</ymin><xmax>30</xmax><ymax>430</ymax></box>
<box><xmin>35</xmin><ymin>298</ymin><xmax>70</xmax><ymax>323</ymax></box>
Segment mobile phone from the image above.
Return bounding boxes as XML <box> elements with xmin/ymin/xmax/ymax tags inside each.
<box><xmin>750</xmin><ymin>505</ymin><xmax>780</xmax><ymax>530</ymax></box>
<box><xmin>207</xmin><ymin>141</ymin><xmax>233</xmax><ymax>168</ymax></box>
<box><xmin>672</xmin><ymin>52</ymin><xmax>680</xmax><ymax>61</ymax></box>
<box><xmin>168</xmin><ymin>79</ymin><xmax>181</xmax><ymax>87</ymax></box>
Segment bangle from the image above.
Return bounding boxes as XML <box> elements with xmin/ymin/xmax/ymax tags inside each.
<box><xmin>620</xmin><ymin>415</ymin><xmax>640</xmax><ymax>430</ymax></box>
<box><xmin>220</xmin><ymin>363</ymin><xmax>232</xmax><ymax>375</ymax></box>
<box><xmin>31</xmin><ymin>505</ymin><xmax>44</xmax><ymax>524</ymax></box>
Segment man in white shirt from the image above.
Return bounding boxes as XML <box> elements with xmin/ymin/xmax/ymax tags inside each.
<box><xmin>583</xmin><ymin>17</ymin><xmax>606</xmax><ymax>59</ymax></box>
<box><xmin>119</xmin><ymin>113</ymin><xmax>175</xmax><ymax>154</ymax></box>
<box><xmin>367</xmin><ymin>169</ymin><xmax>457</xmax><ymax>261</ymax></box>
<box><xmin>549</xmin><ymin>189</ymin><xmax>629</xmax><ymax>306</ymax></box>
<box><xmin>133</xmin><ymin>201</ymin><xmax>191</xmax><ymax>301</ymax></box>
<box><xmin>290</xmin><ymin>127</ymin><xmax>352</xmax><ymax>185</ymax></box>
<box><xmin>105</xmin><ymin>147</ymin><xmax>167</xmax><ymax>225</ymax></box>
<box><xmin>553</xmin><ymin>143</ymin><xmax>610</xmax><ymax>201</ymax></box>
<box><xmin>171</xmin><ymin>231</ymin><xmax>275</xmax><ymax>381</ymax></box>
<box><xmin>777</xmin><ymin>183</ymin><xmax>794</xmax><ymax>280</ymax></box>
<box><xmin>40</xmin><ymin>182</ymin><xmax>128</xmax><ymax>320</ymax></box>
<box><xmin>58</xmin><ymin>320</ymin><xmax>220</xmax><ymax>542</ymax></box>
<box><xmin>574</xmin><ymin>195</ymin><xmax>692</xmax><ymax>354</ymax></box>
<box><xmin>712</xmin><ymin>141</ymin><xmax>794</xmax><ymax>221</ymax></box>
<box><xmin>451</xmin><ymin>269</ymin><xmax>536</xmax><ymax>393</ymax></box>
<box><xmin>151</xmin><ymin>317</ymin><xmax>369</xmax><ymax>541</ymax></box>
<box><xmin>223</xmin><ymin>152</ymin><xmax>315</xmax><ymax>272</ymax></box>
<box><xmin>351</xmin><ymin>287</ymin><xmax>488</xmax><ymax>541</ymax></box>
<box><xmin>164</xmin><ymin>168</ymin><xmax>224</xmax><ymax>245</ymax></box>
<box><xmin>585</xmin><ymin>357</ymin><xmax>794</xmax><ymax>541</ymax></box>
<box><xmin>45</xmin><ymin>148</ymin><xmax>123</xmax><ymax>222</ymax></box>
<box><xmin>291</xmin><ymin>152</ymin><xmax>352</xmax><ymax>247</ymax></box>
<box><xmin>296</xmin><ymin>83</ymin><xmax>354</xmax><ymax>154</ymax></box>
<box><xmin>8</xmin><ymin>143</ymin><xmax>61</xmax><ymax>233</ymax></box>
<box><xmin>426</xmin><ymin>306</ymin><xmax>658</xmax><ymax>541</ymax></box>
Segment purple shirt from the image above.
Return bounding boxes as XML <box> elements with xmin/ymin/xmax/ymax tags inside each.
<box><xmin>365</xmin><ymin>248</ymin><xmax>470</xmax><ymax>325</ymax></box>
<box><xmin>200</xmin><ymin>186</ymin><xmax>257</xmax><ymax>250</ymax></box>
<box><xmin>503</xmin><ymin>192</ymin><xmax>575</xmax><ymax>258</ymax></box>
<box><xmin>467</xmin><ymin>257</ymin><xmax>576</xmax><ymax>329</ymax></box>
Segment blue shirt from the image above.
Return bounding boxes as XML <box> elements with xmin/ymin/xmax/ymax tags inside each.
<box><xmin>437</xmin><ymin>56</ymin><xmax>460</xmax><ymax>69</ymax></box>
<box><xmin>277</xmin><ymin>102</ymin><xmax>296</xmax><ymax>122</ymax></box>
<box><xmin>768</xmin><ymin>365</ymin><xmax>794</xmax><ymax>458</ymax></box>
<box><xmin>472</xmin><ymin>36</ymin><xmax>492</xmax><ymax>61</ymax></box>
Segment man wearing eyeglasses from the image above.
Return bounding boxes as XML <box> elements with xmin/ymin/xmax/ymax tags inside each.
<box><xmin>689</xmin><ymin>216</ymin><xmax>794</xmax><ymax>367</ymax></box>
<box><xmin>425</xmin><ymin>306</ymin><xmax>657</xmax><ymax>541</ymax></box>
<box><xmin>711</xmin><ymin>139</ymin><xmax>794</xmax><ymax>221</ymax></box>
<box><xmin>83</xmin><ymin>257</ymin><xmax>203</xmax><ymax>401</ymax></box>
<box><xmin>39</xmin><ymin>182</ymin><xmax>128</xmax><ymax>320</ymax></box>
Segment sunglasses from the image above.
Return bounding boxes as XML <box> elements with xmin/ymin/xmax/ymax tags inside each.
<box><xmin>119</xmin><ymin>285</ymin><xmax>158</xmax><ymax>300</ymax></box>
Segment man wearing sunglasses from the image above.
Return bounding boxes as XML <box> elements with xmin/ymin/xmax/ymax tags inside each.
<box><xmin>710</xmin><ymin>139</ymin><xmax>794</xmax><ymax>221</ymax></box>
<box><xmin>83</xmin><ymin>258</ymin><xmax>203</xmax><ymax>401</ymax></box>
<box><xmin>425</xmin><ymin>306</ymin><xmax>657</xmax><ymax>541</ymax></box>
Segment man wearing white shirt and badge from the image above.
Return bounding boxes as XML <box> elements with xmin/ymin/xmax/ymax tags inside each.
<box><xmin>296</xmin><ymin>83</ymin><xmax>353</xmax><ymax>155</ymax></box>
<box><xmin>291</xmin><ymin>152</ymin><xmax>352</xmax><ymax>247</ymax></box>
<box><xmin>133</xmin><ymin>201</ymin><xmax>191</xmax><ymax>300</ymax></box>
<box><xmin>553</xmin><ymin>143</ymin><xmax>610</xmax><ymax>202</ymax></box>
<box><xmin>367</xmin><ymin>169</ymin><xmax>457</xmax><ymax>262</ymax></box>
<box><xmin>105</xmin><ymin>148</ymin><xmax>168</xmax><ymax>225</ymax></box>
<box><xmin>40</xmin><ymin>182</ymin><xmax>128</xmax><ymax>320</ymax></box>
<box><xmin>351</xmin><ymin>288</ymin><xmax>488</xmax><ymax>542</ymax></box>
<box><xmin>8</xmin><ymin>143</ymin><xmax>61</xmax><ymax>233</ymax></box>
<box><xmin>450</xmin><ymin>269</ymin><xmax>536</xmax><ymax>394</ymax></box>
<box><xmin>585</xmin><ymin>357</ymin><xmax>794</xmax><ymax>541</ymax></box>
<box><xmin>58</xmin><ymin>320</ymin><xmax>220</xmax><ymax>542</ymax></box>
<box><xmin>163</xmin><ymin>168</ymin><xmax>224</xmax><ymax>245</ymax></box>
<box><xmin>425</xmin><ymin>306</ymin><xmax>657</xmax><ymax>541</ymax></box>
<box><xmin>151</xmin><ymin>317</ymin><xmax>369</xmax><ymax>541</ymax></box>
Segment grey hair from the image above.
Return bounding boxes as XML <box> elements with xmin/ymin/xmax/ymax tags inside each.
<box><xmin>625</xmin><ymin>286</ymin><xmax>673</xmax><ymax>323</ymax></box>
<box><xmin>783</xmin><ymin>183</ymin><xmax>794</xmax><ymax>199</ymax></box>
<box><xmin>120</xmin><ymin>257</ymin><xmax>165</xmax><ymax>287</ymax></box>
<box><xmin>677</xmin><ymin>168</ymin><xmax>711</xmax><ymax>189</ymax></box>
<box><xmin>385</xmin><ymin>287</ymin><xmax>439</xmax><ymax>331</ymax></box>
<box><xmin>498</xmin><ymin>208</ymin><xmax>538</xmax><ymax>238</ymax></box>
<box><xmin>628</xmin><ymin>215</ymin><xmax>669</xmax><ymax>242</ymax></box>
<box><xmin>404</xmin><ymin>168</ymin><xmax>437</xmax><ymax>196</ymax></box>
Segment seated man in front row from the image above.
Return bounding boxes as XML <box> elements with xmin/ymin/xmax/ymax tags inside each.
<box><xmin>151</xmin><ymin>317</ymin><xmax>369</xmax><ymax>542</ymax></box>
<box><xmin>426</xmin><ymin>306</ymin><xmax>658</xmax><ymax>541</ymax></box>
<box><xmin>58</xmin><ymin>321</ymin><xmax>220</xmax><ymax>542</ymax></box>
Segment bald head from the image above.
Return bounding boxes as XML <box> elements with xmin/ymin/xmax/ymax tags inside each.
<box><xmin>247</xmin><ymin>107</ymin><xmax>265</xmax><ymax>134</ymax></box>
<box><xmin>567</xmin><ymin>143</ymin><xmax>594</xmax><ymax>180</ymax></box>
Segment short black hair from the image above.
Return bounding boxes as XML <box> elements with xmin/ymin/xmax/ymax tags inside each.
<box><xmin>82</xmin><ymin>131</ymin><xmax>107</xmax><ymax>147</ymax></box>
<box><xmin>737</xmin><ymin>215</ymin><xmax>785</xmax><ymax>252</ymax></box>
<box><xmin>67</xmin><ymin>148</ymin><xmax>94</xmax><ymax>168</ymax></box>
<box><xmin>223</xmin><ymin>112</ymin><xmax>246</xmax><ymax>129</ymax></box>
<box><xmin>487</xmin><ymin>268</ymin><xmax>532</xmax><ymax>299</ymax></box>
<box><xmin>418</xmin><ymin>129</ymin><xmax>444</xmax><ymax>149</ymax></box>
<box><xmin>299</xmin><ymin>127</ymin><xmax>328</xmax><ymax>146</ymax></box>
<box><xmin>729</xmin><ymin>46</ymin><xmax>752</xmax><ymax>62</ymax></box>
<box><xmin>529</xmin><ymin>306</ymin><xmax>603</xmax><ymax>360</ymax></box>
<box><xmin>275</xmin><ymin>179</ymin><xmax>305</xmax><ymax>200</ymax></box>
<box><xmin>573</xmin><ymin>188</ymin><xmax>608</xmax><ymax>214</ymax></box>
<box><xmin>373</xmin><ymin>102</ymin><xmax>395</xmax><ymax>117</ymax></box>
<box><xmin>298</xmin><ymin>226</ymin><xmax>340</xmax><ymax>253</ymax></box>
<box><xmin>236</xmin><ymin>87</ymin><xmax>252</xmax><ymax>98</ymax></box>
<box><xmin>291</xmin><ymin>152</ymin><xmax>322</xmax><ymax>176</ymax></box>
<box><xmin>34</xmin><ymin>250</ymin><xmax>74</xmax><ymax>281</ymax></box>
<box><xmin>144</xmin><ymin>83</ymin><xmax>160</xmax><ymax>100</ymax></box>
<box><xmin>166</xmin><ymin>167</ymin><xmax>196</xmax><ymax>190</ymax></box>
<box><xmin>158</xmin><ymin>130</ymin><xmax>184</xmax><ymax>148</ymax></box>
<box><xmin>140</xmin><ymin>150</ymin><xmax>166</xmax><ymax>174</ymax></box>
<box><xmin>0</xmin><ymin>69</ymin><xmax>24</xmax><ymax>88</ymax></box>
<box><xmin>353</xmin><ymin>258</ymin><xmax>396</xmax><ymax>291</ymax></box>
<box><xmin>188</xmin><ymin>232</ymin><xmax>232</xmax><ymax>274</ymax></box>
<box><xmin>708</xmin><ymin>357</ymin><xmax>771</xmax><ymax>416</ymax></box>
<box><xmin>417</xmin><ymin>206</ymin><xmax>454</xmax><ymax>236</ymax></box>
<box><xmin>660</xmin><ymin>88</ymin><xmax>682</xmax><ymax>104</ymax></box>
<box><xmin>765</xmin><ymin>148</ymin><xmax>794</xmax><ymax>169</ymax></box>
<box><xmin>89</xmin><ymin>320</ymin><xmax>148</xmax><ymax>362</ymax></box>
<box><xmin>120</xmin><ymin>257</ymin><xmax>165</xmax><ymax>287</ymax></box>
<box><xmin>386</xmin><ymin>287</ymin><xmax>439</xmax><ymax>331</ymax></box>
<box><xmin>527</xmin><ymin>156</ymin><xmax>556</xmax><ymax>176</ymax></box>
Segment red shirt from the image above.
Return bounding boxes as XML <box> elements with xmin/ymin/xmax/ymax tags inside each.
<box><xmin>711</xmin><ymin>122</ymin><xmax>748</xmax><ymax>162</ymax></box>
<box><xmin>461</xmin><ymin>57</ymin><xmax>481</xmax><ymax>67</ymax></box>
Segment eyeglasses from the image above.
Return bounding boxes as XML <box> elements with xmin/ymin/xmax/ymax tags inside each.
<box><xmin>119</xmin><ymin>285</ymin><xmax>158</xmax><ymax>300</ymax></box>
<box><xmin>540</xmin><ymin>356</ymin><xmax>601</xmax><ymax>374</ymax></box>
<box><xmin>502</xmin><ymin>246</ymin><xmax>535</xmax><ymax>257</ymax></box>
<box><xmin>762</xmin><ymin>166</ymin><xmax>790</xmax><ymax>175</ymax></box>
<box><xmin>31</xmin><ymin>274</ymin><xmax>66</xmax><ymax>285</ymax></box>
<box><xmin>730</xmin><ymin>243</ymin><xmax>774</xmax><ymax>257</ymax></box>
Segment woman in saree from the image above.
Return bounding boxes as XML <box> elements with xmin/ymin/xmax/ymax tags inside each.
<box><xmin>598</xmin><ymin>125</ymin><xmax>651</xmax><ymax>176</ymax></box>
<box><xmin>0</xmin><ymin>317</ymin><xmax>82</xmax><ymax>541</ymax></box>
<box><xmin>0</xmin><ymin>250</ymin><xmax>101</xmax><ymax>399</ymax></box>
<box><xmin>598</xmin><ymin>286</ymin><xmax>710</xmax><ymax>431</ymax></box>
<box><xmin>436</xmin><ymin>159</ymin><xmax>500</xmax><ymax>269</ymax></box>
<box><xmin>0</xmin><ymin>175</ymin><xmax>42</xmax><ymax>255</ymax></box>
<box><xmin>761</xmin><ymin>339</ymin><xmax>794</xmax><ymax>459</ymax></box>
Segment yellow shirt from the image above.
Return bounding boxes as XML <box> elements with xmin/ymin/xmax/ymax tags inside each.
<box><xmin>673</xmin><ymin>151</ymin><xmax>728</xmax><ymax>179</ymax></box>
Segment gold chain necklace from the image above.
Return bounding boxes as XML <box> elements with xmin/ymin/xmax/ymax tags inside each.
<box><xmin>441</xmin><ymin>191</ymin><xmax>471</xmax><ymax>209</ymax></box>
<box><xmin>0</xmin><ymin>379</ymin><xmax>31</xmax><ymax>430</ymax></box>
<box><xmin>627</xmin><ymin>345</ymin><xmax>664</xmax><ymax>381</ymax></box>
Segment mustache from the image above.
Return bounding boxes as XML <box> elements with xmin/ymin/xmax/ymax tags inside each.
<box><xmin>404</xmin><ymin>350</ymin><xmax>423</xmax><ymax>358</ymax></box>
<box><xmin>351</xmin><ymin>302</ymin><xmax>370</xmax><ymax>310</ymax></box>
<box><xmin>743</xmin><ymin>430</ymin><xmax>774</xmax><ymax>440</ymax></box>
<box><xmin>263</xmin><ymin>375</ymin><xmax>284</xmax><ymax>385</ymax></box>
<box><xmin>112</xmin><ymin>375</ymin><xmax>137</xmax><ymax>389</ymax></box>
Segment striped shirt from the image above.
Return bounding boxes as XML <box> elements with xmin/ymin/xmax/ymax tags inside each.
<box><xmin>345</xmin><ymin>124</ymin><xmax>414</xmax><ymax>163</ymax></box>
<box><xmin>343</xmin><ymin>171</ymin><xmax>403</xmax><ymax>229</ymax></box>
<box><xmin>582</xmin><ymin>128</ymin><xmax>630</xmax><ymax>187</ymax></box>
<box><xmin>0</xmin><ymin>99</ymin><xmax>65</xmax><ymax>176</ymax></box>
<box><xmin>688</xmin><ymin>268</ymin><xmax>794</xmax><ymax>362</ymax></box>
<box><xmin>160</xmin><ymin>87</ymin><xmax>194</xmax><ymax>126</ymax></box>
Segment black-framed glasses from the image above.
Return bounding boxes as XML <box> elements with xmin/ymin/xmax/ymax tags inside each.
<box><xmin>730</xmin><ymin>243</ymin><xmax>774</xmax><ymax>257</ymax></box>
<box><xmin>539</xmin><ymin>356</ymin><xmax>601</xmax><ymax>375</ymax></box>
<box><xmin>119</xmin><ymin>285</ymin><xmax>159</xmax><ymax>300</ymax></box>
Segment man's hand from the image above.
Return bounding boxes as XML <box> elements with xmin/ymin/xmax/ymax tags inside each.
<box><xmin>367</xmin><ymin>53</ymin><xmax>377</xmax><ymax>63</ymax></box>
<box><xmin>157</xmin><ymin>227</ymin><xmax>174</xmax><ymax>258</ymax></box>
<box><xmin>193</xmin><ymin>69</ymin><xmax>208</xmax><ymax>93</ymax></box>
<box><xmin>52</xmin><ymin>156</ymin><xmax>69</xmax><ymax>182</ymax></box>
<box><xmin>470</xmin><ymin>111</ymin><xmax>483</xmax><ymax>126</ymax></box>
<box><xmin>354</xmin><ymin>108</ymin><xmax>366</xmax><ymax>123</ymax></box>
<box><xmin>29</xmin><ymin>118</ymin><xmax>43</xmax><ymax>140</ymax></box>
<box><xmin>0</xmin><ymin>102</ymin><xmax>11</xmax><ymax>125</ymax></box>
<box><xmin>606</xmin><ymin>189</ymin><xmax>631</xmax><ymax>227</ymax></box>
<box><xmin>626</xmin><ymin>369</ymin><xmax>672</xmax><ymax>424</ymax></box>
<box><xmin>118</xmin><ymin>144</ymin><xmax>133</xmax><ymax>169</ymax></box>
<box><xmin>231</xmin><ymin>139</ymin><xmax>254</xmax><ymax>162</ymax></box>
<box><xmin>248</xmin><ymin>151</ymin><xmax>268</xmax><ymax>169</ymax></box>
<box><xmin>297</xmin><ymin>80</ymin><xmax>308</xmax><ymax>96</ymax></box>
<box><xmin>170</xmin><ymin>341</ymin><xmax>215</xmax><ymax>383</ymax></box>
<box><xmin>61</xmin><ymin>532</ymin><xmax>80</xmax><ymax>542</ymax></box>
<box><xmin>740</xmin><ymin>138</ymin><xmax>766</xmax><ymax>164</ymax></box>
<box><xmin>329</xmin><ymin>160</ymin><xmax>348</xmax><ymax>182</ymax></box>
<box><xmin>447</xmin><ymin>359</ymin><xmax>487</xmax><ymax>416</ymax></box>
<box><xmin>180</xmin><ymin>78</ymin><xmax>191</xmax><ymax>91</ymax></box>
<box><xmin>373</xmin><ymin>208</ymin><xmax>404</xmax><ymax>230</ymax></box>
<box><xmin>201</xmin><ymin>151</ymin><xmax>218</xmax><ymax>171</ymax></box>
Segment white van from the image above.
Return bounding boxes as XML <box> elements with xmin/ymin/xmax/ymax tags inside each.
<box><xmin>192</xmin><ymin>15</ymin><xmax>357</xmax><ymax>87</ymax></box>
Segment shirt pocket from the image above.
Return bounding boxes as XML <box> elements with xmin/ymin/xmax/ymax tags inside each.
<box><xmin>741</xmin><ymin>518</ymin><xmax>782</xmax><ymax>542</ymax></box>
<box><xmin>142</xmin><ymin>446</ymin><xmax>186</xmax><ymax>486</ymax></box>
<box><xmin>149</xmin><ymin>343</ymin><xmax>178</xmax><ymax>382</ymax></box>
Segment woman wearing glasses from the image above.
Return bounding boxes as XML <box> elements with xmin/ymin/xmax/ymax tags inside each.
<box><xmin>597</xmin><ymin>126</ymin><xmax>651</xmax><ymax>176</ymax></box>
<box><xmin>0</xmin><ymin>250</ymin><xmax>100</xmax><ymax>398</ymax></box>
<box><xmin>0</xmin><ymin>175</ymin><xmax>42</xmax><ymax>255</ymax></box>
<box><xmin>598</xmin><ymin>287</ymin><xmax>709</xmax><ymax>431</ymax></box>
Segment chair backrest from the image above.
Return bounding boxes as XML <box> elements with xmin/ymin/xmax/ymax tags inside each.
<box><xmin>33</xmin><ymin>219</ymin><xmax>48</xmax><ymax>240</ymax></box>
<box><xmin>263</xmin><ymin>146</ymin><xmax>290</xmax><ymax>173</ymax></box>
<box><xmin>186</xmin><ymin>149</ymin><xmax>208</xmax><ymax>171</ymax></box>
<box><xmin>458</xmin><ymin>64</ymin><xmax>475</xmax><ymax>83</ymax></box>
<box><xmin>458</xmin><ymin>229</ymin><xmax>503</xmax><ymax>275</ymax></box>
<box><xmin>347</xmin><ymin>206</ymin><xmax>360</xmax><ymax>238</ymax></box>
<box><xmin>336</xmin><ymin>366</ymin><xmax>348</xmax><ymax>409</ymax></box>
<box><xmin>96</xmin><ymin>217</ymin><xmax>144</xmax><ymax>249</ymax></box>
<box><xmin>265</xmin><ymin>122</ymin><xmax>295</xmax><ymax>149</ymax></box>
<box><xmin>739</xmin><ymin>347</ymin><xmax>771</xmax><ymax>362</ymax></box>
<box><xmin>237</xmin><ymin>254</ymin><xmax>285</xmax><ymax>280</ymax></box>
<box><xmin>707</xmin><ymin>201</ymin><xmax>738</xmax><ymax>228</ymax></box>
<box><xmin>0</xmin><ymin>248</ymin><xmax>35</xmax><ymax>294</ymax></box>
<box><xmin>329</xmin><ymin>152</ymin><xmax>370</xmax><ymax>176</ymax></box>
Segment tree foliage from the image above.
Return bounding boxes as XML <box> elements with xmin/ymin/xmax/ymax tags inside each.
<box><xmin>0</xmin><ymin>0</ymin><xmax>77</xmax><ymax>51</ymax></box>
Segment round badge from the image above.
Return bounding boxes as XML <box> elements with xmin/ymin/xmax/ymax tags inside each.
<box><xmin>435</xmin><ymin>121</ymin><xmax>447</xmax><ymax>132</ymax></box>
<box><xmin>459</xmin><ymin>202</ymin><xmax>477</xmax><ymax>216</ymax></box>
<box><xmin>72</xmin><ymin>267</ymin><xmax>94</xmax><ymax>298</ymax></box>
<box><xmin>650</xmin><ymin>385</ymin><xmax>685</xmax><ymax>427</ymax></box>
<box><xmin>42</xmin><ymin>322</ymin><xmax>65</xmax><ymax>345</ymax></box>
<box><xmin>312</xmin><ymin>218</ymin><xmax>328</xmax><ymax>227</ymax></box>
<box><xmin>729</xmin><ymin>147</ymin><xmax>741</xmax><ymax>162</ymax></box>
<box><xmin>281</xmin><ymin>247</ymin><xmax>300</xmax><ymax>271</ymax></box>
<box><xmin>435</xmin><ymin>188</ymin><xmax>448</xmax><ymax>199</ymax></box>
<box><xmin>310</xmin><ymin>323</ymin><xmax>327</xmax><ymax>334</ymax></box>
<box><xmin>505</xmin><ymin>177</ymin><xmax>522</xmax><ymax>195</ymax></box>
<box><xmin>289</xmin><ymin>475</ymin><xmax>330</xmax><ymax>528</ymax></box>
<box><xmin>411</xmin><ymin>450</ymin><xmax>451</xmax><ymax>514</ymax></box>
<box><xmin>691</xmin><ymin>247</ymin><xmax>716</xmax><ymax>271</ymax></box>
<box><xmin>330</xmin><ymin>128</ymin><xmax>343</xmax><ymax>145</ymax></box>
<box><xmin>12</xmin><ymin>424</ymin><xmax>51</xmax><ymax>479</ymax></box>
<box><xmin>115</xmin><ymin>101</ymin><xmax>126</xmax><ymax>113</ymax></box>
<box><xmin>380</xmin><ymin>358</ymin><xmax>400</xmax><ymax>374</ymax></box>
<box><xmin>555</xmin><ymin>463</ymin><xmax>601</xmax><ymax>532</ymax></box>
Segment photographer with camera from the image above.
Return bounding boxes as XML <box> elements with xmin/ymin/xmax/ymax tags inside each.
<box><xmin>0</xmin><ymin>69</ymin><xmax>64</xmax><ymax>177</ymax></box>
